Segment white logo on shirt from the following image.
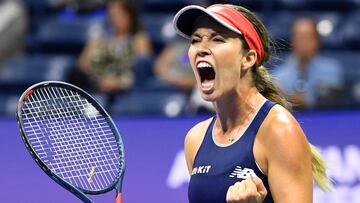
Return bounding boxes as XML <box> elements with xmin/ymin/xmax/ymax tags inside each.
<box><xmin>192</xmin><ymin>165</ymin><xmax>212</xmax><ymax>175</ymax></box>
<box><xmin>229</xmin><ymin>166</ymin><xmax>256</xmax><ymax>179</ymax></box>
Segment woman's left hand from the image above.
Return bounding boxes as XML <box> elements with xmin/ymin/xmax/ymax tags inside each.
<box><xmin>226</xmin><ymin>176</ymin><xmax>267</xmax><ymax>203</ymax></box>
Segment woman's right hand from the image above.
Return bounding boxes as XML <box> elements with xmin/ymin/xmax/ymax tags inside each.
<box><xmin>226</xmin><ymin>176</ymin><xmax>267</xmax><ymax>203</ymax></box>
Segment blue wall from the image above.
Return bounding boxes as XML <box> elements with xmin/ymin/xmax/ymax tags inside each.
<box><xmin>1</xmin><ymin>110</ymin><xmax>359</xmax><ymax>202</ymax></box>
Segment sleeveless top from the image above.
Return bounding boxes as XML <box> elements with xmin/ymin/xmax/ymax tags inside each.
<box><xmin>188</xmin><ymin>100</ymin><xmax>276</xmax><ymax>203</ymax></box>
<box><xmin>90</xmin><ymin>35</ymin><xmax>136</xmax><ymax>87</ymax></box>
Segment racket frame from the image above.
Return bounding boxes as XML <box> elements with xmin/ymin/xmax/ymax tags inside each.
<box><xmin>16</xmin><ymin>81</ymin><xmax>125</xmax><ymax>202</ymax></box>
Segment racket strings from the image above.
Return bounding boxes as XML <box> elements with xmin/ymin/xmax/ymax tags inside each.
<box><xmin>28</xmin><ymin>88</ymin><xmax>120</xmax><ymax>191</ymax></box>
<box><xmin>45</xmin><ymin>87</ymin><xmax>121</xmax><ymax>190</ymax></box>
<box><xmin>21</xmin><ymin>86</ymin><xmax>123</xmax><ymax>192</ymax></box>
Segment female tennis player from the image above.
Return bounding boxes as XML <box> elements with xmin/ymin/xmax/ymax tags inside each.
<box><xmin>173</xmin><ymin>4</ymin><xmax>332</xmax><ymax>203</ymax></box>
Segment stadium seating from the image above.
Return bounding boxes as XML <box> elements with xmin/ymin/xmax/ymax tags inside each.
<box><xmin>0</xmin><ymin>54</ymin><xmax>75</xmax><ymax>91</ymax></box>
<box><xmin>341</xmin><ymin>11</ymin><xmax>360</xmax><ymax>50</ymax></box>
<box><xmin>1</xmin><ymin>0</ymin><xmax>360</xmax><ymax>116</ymax></box>
<box><xmin>112</xmin><ymin>91</ymin><xmax>188</xmax><ymax>117</ymax></box>
<box><xmin>140</xmin><ymin>13</ymin><xmax>176</xmax><ymax>54</ymax></box>
<box><xmin>34</xmin><ymin>17</ymin><xmax>105</xmax><ymax>54</ymax></box>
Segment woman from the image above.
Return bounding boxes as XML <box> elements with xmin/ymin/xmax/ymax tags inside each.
<box><xmin>72</xmin><ymin>0</ymin><xmax>152</xmax><ymax>93</ymax></box>
<box><xmin>173</xmin><ymin>4</ymin><xmax>332</xmax><ymax>203</ymax></box>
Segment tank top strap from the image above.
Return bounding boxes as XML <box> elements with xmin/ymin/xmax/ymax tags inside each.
<box><xmin>247</xmin><ymin>100</ymin><xmax>276</xmax><ymax>135</ymax></box>
<box><xmin>201</xmin><ymin>116</ymin><xmax>217</xmax><ymax>146</ymax></box>
<box><xmin>201</xmin><ymin>100</ymin><xmax>276</xmax><ymax>147</ymax></box>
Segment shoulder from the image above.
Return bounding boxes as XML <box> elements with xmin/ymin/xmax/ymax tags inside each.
<box><xmin>261</xmin><ymin>104</ymin><xmax>309</xmax><ymax>144</ymax></box>
<box><xmin>272</xmin><ymin>56</ymin><xmax>297</xmax><ymax>79</ymax></box>
<box><xmin>258</xmin><ymin>104</ymin><xmax>313</xmax><ymax>202</ymax></box>
<box><xmin>185</xmin><ymin>117</ymin><xmax>213</xmax><ymax>147</ymax></box>
<box><xmin>313</xmin><ymin>55</ymin><xmax>342</xmax><ymax>71</ymax></box>
<box><xmin>184</xmin><ymin>117</ymin><xmax>214</xmax><ymax>172</ymax></box>
<box><xmin>85</xmin><ymin>36</ymin><xmax>107</xmax><ymax>49</ymax></box>
<box><xmin>259</xmin><ymin>104</ymin><xmax>311</xmax><ymax>165</ymax></box>
<box><xmin>133</xmin><ymin>31</ymin><xmax>151</xmax><ymax>43</ymax></box>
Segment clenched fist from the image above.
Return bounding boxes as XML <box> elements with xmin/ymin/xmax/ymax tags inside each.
<box><xmin>226</xmin><ymin>176</ymin><xmax>267</xmax><ymax>203</ymax></box>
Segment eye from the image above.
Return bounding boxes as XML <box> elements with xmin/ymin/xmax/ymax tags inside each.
<box><xmin>190</xmin><ymin>37</ymin><xmax>200</xmax><ymax>44</ymax></box>
<box><xmin>213</xmin><ymin>36</ymin><xmax>225</xmax><ymax>42</ymax></box>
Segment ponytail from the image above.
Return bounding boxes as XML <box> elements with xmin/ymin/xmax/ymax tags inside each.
<box><xmin>310</xmin><ymin>144</ymin><xmax>333</xmax><ymax>191</ymax></box>
<box><xmin>252</xmin><ymin>65</ymin><xmax>291</xmax><ymax>110</ymax></box>
<box><xmin>253</xmin><ymin>65</ymin><xmax>333</xmax><ymax>191</ymax></box>
<box><xmin>230</xmin><ymin>4</ymin><xmax>333</xmax><ymax>191</ymax></box>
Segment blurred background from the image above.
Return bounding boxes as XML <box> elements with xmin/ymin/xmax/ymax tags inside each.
<box><xmin>0</xmin><ymin>0</ymin><xmax>359</xmax><ymax>202</ymax></box>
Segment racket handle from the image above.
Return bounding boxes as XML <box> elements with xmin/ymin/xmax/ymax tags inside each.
<box><xmin>115</xmin><ymin>193</ymin><xmax>122</xmax><ymax>203</ymax></box>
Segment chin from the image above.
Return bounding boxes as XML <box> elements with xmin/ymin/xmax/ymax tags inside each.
<box><xmin>200</xmin><ymin>92</ymin><xmax>216</xmax><ymax>102</ymax></box>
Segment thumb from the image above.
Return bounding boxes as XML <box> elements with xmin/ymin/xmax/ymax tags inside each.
<box><xmin>251</xmin><ymin>175</ymin><xmax>268</xmax><ymax>200</ymax></box>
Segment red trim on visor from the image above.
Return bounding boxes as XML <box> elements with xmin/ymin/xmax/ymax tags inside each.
<box><xmin>207</xmin><ymin>4</ymin><xmax>264</xmax><ymax>65</ymax></box>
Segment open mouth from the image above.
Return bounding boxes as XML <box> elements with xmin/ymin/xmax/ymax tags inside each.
<box><xmin>197</xmin><ymin>61</ymin><xmax>215</xmax><ymax>92</ymax></box>
<box><xmin>197</xmin><ymin>62</ymin><xmax>215</xmax><ymax>82</ymax></box>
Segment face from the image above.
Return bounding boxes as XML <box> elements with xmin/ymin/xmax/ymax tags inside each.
<box><xmin>291</xmin><ymin>18</ymin><xmax>319</xmax><ymax>60</ymax></box>
<box><xmin>108</xmin><ymin>2</ymin><xmax>131</xmax><ymax>34</ymax></box>
<box><xmin>188</xmin><ymin>15</ymin><xmax>246</xmax><ymax>102</ymax></box>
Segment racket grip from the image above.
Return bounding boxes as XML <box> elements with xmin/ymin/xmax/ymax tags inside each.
<box><xmin>115</xmin><ymin>193</ymin><xmax>122</xmax><ymax>203</ymax></box>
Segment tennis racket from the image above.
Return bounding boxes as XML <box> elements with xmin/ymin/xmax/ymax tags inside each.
<box><xmin>16</xmin><ymin>81</ymin><xmax>125</xmax><ymax>203</ymax></box>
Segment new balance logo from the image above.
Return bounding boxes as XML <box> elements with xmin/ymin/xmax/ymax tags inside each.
<box><xmin>229</xmin><ymin>166</ymin><xmax>256</xmax><ymax>179</ymax></box>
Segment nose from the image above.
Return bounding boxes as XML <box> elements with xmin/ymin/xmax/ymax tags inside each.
<box><xmin>195</xmin><ymin>44</ymin><xmax>211</xmax><ymax>57</ymax></box>
<box><xmin>197</xmin><ymin>49</ymin><xmax>210</xmax><ymax>57</ymax></box>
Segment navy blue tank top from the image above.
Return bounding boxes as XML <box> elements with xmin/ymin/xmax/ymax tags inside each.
<box><xmin>188</xmin><ymin>100</ymin><xmax>276</xmax><ymax>203</ymax></box>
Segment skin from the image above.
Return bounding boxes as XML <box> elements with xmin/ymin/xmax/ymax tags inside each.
<box><xmin>291</xmin><ymin>18</ymin><xmax>320</xmax><ymax>69</ymax></box>
<box><xmin>184</xmin><ymin>15</ymin><xmax>313</xmax><ymax>203</ymax></box>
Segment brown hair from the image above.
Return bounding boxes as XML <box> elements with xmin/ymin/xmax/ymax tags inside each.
<box><xmin>228</xmin><ymin>4</ymin><xmax>333</xmax><ymax>191</ymax></box>
<box><xmin>107</xmin><ymin>0</ymin><xmax>141</xmax><ymax>34</ymax></box>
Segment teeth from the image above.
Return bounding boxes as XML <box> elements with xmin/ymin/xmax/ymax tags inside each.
<box><xmin>197</xmin><ymin>62</ymin><xmax>212</xmax><ymax>69</ymax></box>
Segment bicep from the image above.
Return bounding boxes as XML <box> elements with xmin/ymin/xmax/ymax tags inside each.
<box><xmin>266</xmin><ymin>116</ymin><xmax>313</xmax><ymax>203</ymax></box>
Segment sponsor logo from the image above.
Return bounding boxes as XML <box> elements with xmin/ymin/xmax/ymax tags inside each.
<box><xmin>229</xmin><ymin>166</ymin><xmax>256</xmax><ymax>179</ymax></box>
<box><xmin>192</xmin><ymin>165</ymin><xmax>211</xmax><ymax>175</ymax></box>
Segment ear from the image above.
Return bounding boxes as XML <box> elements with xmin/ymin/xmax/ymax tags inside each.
<box><xmin>241</xmin><ymin>50</ymin><xmax>257</xmax><ymax>70</ymax></box>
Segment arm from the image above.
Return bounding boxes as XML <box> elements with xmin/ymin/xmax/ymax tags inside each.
<box><xmin>184</xmin><ymin>118</ymin><xmax>212</xmax><ymax>175</ymax></box>
<box><xmin>264</xmin><ymin>106</ymin><xmax>313</xmax><ymax>203</ymax></box>
<box><xmin>154</xmin><ymin>45</ymin><xmax>174</xmax><ymax>80</ymax></box>
<box><xmin>226</xmin><ymin>106</ymin><xmax>313</xmax><ymax>203</ymax></box>
<box><xmin>77</xmin><ymin>38</ymin><xmax>103</xmax><ymax>72</ymax></box>
<box><xmin>133</xmin><ymin>32</ymin><xmax>152</xmax><ymax>55</ymax></box>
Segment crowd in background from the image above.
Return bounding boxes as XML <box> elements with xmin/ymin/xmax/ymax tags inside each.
<box><xmin>0</xmin><ymin>0</ymin><xmax>359</xmax><ymax>116</ymax></box>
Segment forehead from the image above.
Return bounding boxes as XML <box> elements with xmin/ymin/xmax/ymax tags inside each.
<box><xmin>292</xmin><ymin>19</ymin><xmax>317</xmax><ymax>34</ymax></box>
<box><xmin>191</xmin><ymin>15</ymin><xmax>239</xmax><ymax>37</ymax></box>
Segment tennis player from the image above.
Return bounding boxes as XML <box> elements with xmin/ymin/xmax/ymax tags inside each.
<box><xmin>173</xmin><ymin>4</ymin><xmax>332</xmax><ymax>203</ymax></box>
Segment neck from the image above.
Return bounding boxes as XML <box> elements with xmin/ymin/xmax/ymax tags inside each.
<box><xmin>298</xmin><ymin>57</ymin><xmax>310</xmax><ymax>73</ymax></box>
<box><xmin>297</xmin><ymin>52</ymin><xmax>317</xmax><ymax>72</ymax></box>
<box><xmin>214</xmin><ymin>84</ymin><xmax>266</xmax><ymax>133</ymax></box>
<box><xmin>114</xmin><ymin>29</ymin><xmax>130</xmax><ymax>38</ymax></box>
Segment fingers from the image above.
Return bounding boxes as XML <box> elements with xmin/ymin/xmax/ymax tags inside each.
<box><xmin>226</xmin><ymin>176</ymin><xmax>268</xmax><ymax>203</ymax></box>
<box><xmin>226</xmin><ymin>185</ymin><xmax>235</xmax><ymax>203</ymax></box>
<box><xmin>251</xmin><ymin>175</ymin><xmax>268</xmax><ymax>200</ymax></box>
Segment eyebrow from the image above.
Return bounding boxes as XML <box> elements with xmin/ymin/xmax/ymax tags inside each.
<box><xmin>190</xmin><ymin>30</ymin><xmax>226</xmax><ymax>39</ymax></box>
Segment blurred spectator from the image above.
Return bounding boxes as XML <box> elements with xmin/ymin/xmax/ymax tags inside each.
<box><xmin>153</xmin><ymin>37</ymin><xmax>195</xmax><ymax>92</ymax></box>
<box><xmin>69</xmin><ymin>0</ymin><xmax>152</xmax><ymax>95</ymax></box>
<box><xmin>153</xmin><ymin>36</ymin><xmax>214</xmax><ymax>114</ymax></box>
<box><xmin>273</xmin><ymin>17</ymin><xmax>343</xmax><ymax>109</ymax></box>
<box><xmin>0</xmin><ymin>0</ymin><xmax>27</xmax><ymax>67</ymax></box>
